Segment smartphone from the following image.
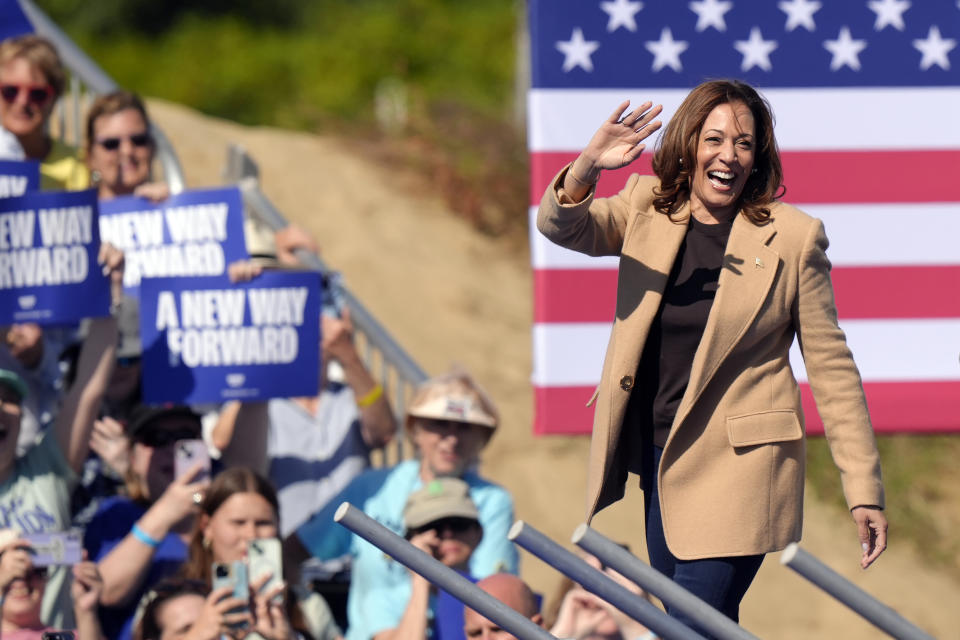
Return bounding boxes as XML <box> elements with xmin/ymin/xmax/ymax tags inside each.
<box><xmin>174</xmin><ymin>439</ymin><xmax>211</xmax><ymax>483</ymax></box>
<box><xmin>24</xmin><ymin>531</ymin><xmax>82</xmax><ymax>567</ymax></box>
<box><xmin>41</xmin><ymin>632</ymin><xmax>75</xmax><ymax>640</ymax></box>
<box><xmin>211</xmin><ymin>561</ymin><xmax>249</xmax><ymax>628</ymax></box>
<box><xmin>247</xmin><ymin>537</ymin><xmax>283</xmax><ymax>602</ymax></box>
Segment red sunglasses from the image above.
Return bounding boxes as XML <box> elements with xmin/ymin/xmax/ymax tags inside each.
<box><xmin>0</xmin><ymin>83</ymin><xmax>54</xmax><ymax>106</ymax></box>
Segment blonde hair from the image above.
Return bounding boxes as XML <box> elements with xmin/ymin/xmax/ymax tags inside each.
<box><xmin>0</xmin><ymin>34</ymin><xmax>66</xmax><ymax>98</ymax></box>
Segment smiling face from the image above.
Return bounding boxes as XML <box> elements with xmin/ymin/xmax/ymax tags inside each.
<box><xmin>412</xmin><ymin>419</ymin><xmax>491</xmax><ymax>481</ymax></box>
<box><xmin>202</xmin><ymin>492</ymin><xmax>278</xmax><ymax>564</ymax></box>
<box><xmin>0</xmin><ymin>57</ymin><xmax>54</xmax><ymax>143</ymax></box>
<box><xmin>88</xmin><ymin>107</ymin><xmax>154</xmax><ymax>197</ymax></box>
<box><xmin>1</xmin><ymin>568</ymin><xmax>45</xmax><ymax>628</ymax></box>
<box><xmin>688</xmin><ymin>100</ymin><xmax>756</xmax><ymax>222</ymax></box>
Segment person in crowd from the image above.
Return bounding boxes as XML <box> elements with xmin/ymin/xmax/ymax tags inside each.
<box><xmin>285</xmin><ymin>370</ymin><xmax>518</xmax><ymax>640</ymax></box>
<box><xmin>376</xmin><ymin>477</ymin><xmax>484</xmax><ymax>640</ymax></box>
<box><xmin>0</xmin><ymin>244</ymin><xmax>122</xmax><ymax>628</ymax></box>
<box><xmin>463</xmin><ymin>574</ymin><xmax>544</xmax><ymax>640</ymax></box>
<box><xmin>179</xmin><ymin>467</ymin><xmax>341</xmax><ymax>640</ymax></box>
<box><xmin>85</xmin><ymin>90</ymin><xmax>168</xmax><ymax>202</ymax></box>
<box><xmin>536</xmin><ymin>79</ymin><xmax>887</xmax><ymax>632</ymax></box>
<box><xmin>133</xmin><ymin>578</ymin><xmax>253</xmax><ymax>640</ymax></box>
<box><xmin>84</xmin><ymin>405</ymin><xmax>209</xmax><ymax>640</ymax></box>
<box><xmin>547</xmin><ymin>552</ymin><xmax>654</xmax><ymax>640</ymax></box>
<box><xmin>0</xmin><ymin>530</ymin><xmax>105</xmax><ymax>639</ymax></box>
<box><xmin>214</xmin><ymin>232</ymin><xmax>396</xmax><ymax>536</ymax></box>
<box><xmin>0</xmin><ymin>34</ymin><xmax>87</xmax><ymax>189</ymax></box>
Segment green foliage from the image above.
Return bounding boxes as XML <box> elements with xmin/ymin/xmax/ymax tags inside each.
<box><xmin>807</xmin><ymin>434</ymin><xmax>960</xmax><ymax>578</ymax></box>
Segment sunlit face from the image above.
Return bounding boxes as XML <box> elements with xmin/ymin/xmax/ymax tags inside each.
<box><xmin>0</xmin><ymin>568</ymin><xmax>46</xmax><ymax>627</ymax></box>
<box><xmin>689</xmin><ymin>101</ymin><xmax>756</xmax><ymax>222</ymax></box>
<box><xmin>463</xmin><ymin>609</ymin><xmax>518</xmax><ymax>640</ymax></box>
<box><xmin>2</xmin><ymin>323</ymin><xmax>44</xmax><ymax>369</ymax></box>
<box><xmin>413</xmin><ymin>419</ymin><xmax>491</xmax><ymax>480</ymax></box>
<box><xmin>0</xmin><ymin>57</ymin><xmax>54</xmax><ymax>142</ymax></box>
<box><xmin>88</xmin><ymin>108</ymin><xmax>154</xmax><ymax>197</ymax></box>
<box><xmin>202</xmin><ymin>492</ymin><xmax>278</xmax><ymax>564</ymax></box>
<box><xmin>0</xmin><ymin>384</ymin><xmax>23</xmax><ymax>476</ymax></box>
<box><xmin>155</xmin><ymin>593</ymin><xmax>205</xmax><ymax>640</ymax></box>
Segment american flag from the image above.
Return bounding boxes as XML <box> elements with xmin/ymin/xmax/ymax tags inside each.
<box><xmin>528</xmin><ymin>0</ymin><xmax>960</xmax><ymax>435</ymax></box>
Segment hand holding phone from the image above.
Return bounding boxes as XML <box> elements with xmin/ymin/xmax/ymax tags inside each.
<box><xmin>174</xmin><ymin>439</ymin><xmax>211</xmax><ymax>483</ymax></box>
<box><xmin>211</xmin><ymin>561</ymin><xmax>249</xmax><ymax>630</ymax></box>
<box><xmin>24</xmin><ymin>531</ymin><xmax>82</xmax><ymax>567</ymax></box>
<box><xmin>247</xmin><ymin>538</ymin><xmax>283</xmax><ymax>603</ymax></box>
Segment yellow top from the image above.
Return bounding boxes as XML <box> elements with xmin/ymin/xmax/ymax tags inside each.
<box><xmin>40</xmin><ymin>138</ymin><xmax>89</xmax><ymax>191</ymax></box>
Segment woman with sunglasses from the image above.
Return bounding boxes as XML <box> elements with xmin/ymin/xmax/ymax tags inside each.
<box><xmin>0</xmin><ymin>34</ymin><xmax>88</xmax><ymax>190</ymax></box>
<box><xmin>83</xmin><ymin>406</ymin><xmax>210</xmax><ymax>640</ymax></box>
<box><xmin>85</xmin><ymin>90</ymin><xmax>169</xmax><ymax>202</ymax></box>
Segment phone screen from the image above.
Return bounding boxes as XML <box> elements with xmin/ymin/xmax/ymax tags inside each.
<box><xmin>211</xmin><ymin>561</ymin><xmax>249</xmax><ymax>628</ymax></box>
<box><xmin>174</xmin><ymin>439</ymin><xmax>211</xmax><ymax>483</ymax></box>
<box><xmin>247</xmin><ymin>538</ymin><xmax>283</xmax><ymax>601</ymax></box>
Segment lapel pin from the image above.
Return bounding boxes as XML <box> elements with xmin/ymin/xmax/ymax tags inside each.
<box><xmin>755</xmin><ymin>257</ymin><xmax>764</xmax><ymax>269</ymax></box>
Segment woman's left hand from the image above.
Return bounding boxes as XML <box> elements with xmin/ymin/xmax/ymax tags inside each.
<box><xmin>71</xmin><ymin>560</ymin><xmax>104</xmax><ymax>612</ymax></box>
<box><xmin>851</xmin><ymin>506</ymin><xmax>887</xmax><ymax>569</ymax></box>
<box><xmin>98</xmin><ymin>242</ymin><xmax>125</xmax><ymax>303</ymax></box>
<box><xmin>133</xmin><ymin>181</ymin><xmax>170</xmax><ymax>202</ymax></box>
<box><xmin>250</xmin><ymin>572</ymin><xmax>294</xmax><ymax>640</ymax></box>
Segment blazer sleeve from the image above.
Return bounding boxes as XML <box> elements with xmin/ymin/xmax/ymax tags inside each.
<box><xmin>794</xmin><ymin>219</ymin><xmax>885</xmax><ymax>510</ymax></box>
<box><xmin>536</xmin><ymin>165</ymin><xmax>656</xmax><ymax>257</ymax></box>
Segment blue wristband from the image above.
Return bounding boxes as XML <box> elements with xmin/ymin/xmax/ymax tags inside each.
<box><xmin>132</xmin><ymin>523</ymin><xmax>161</xmax><ymax>548</ymax></box>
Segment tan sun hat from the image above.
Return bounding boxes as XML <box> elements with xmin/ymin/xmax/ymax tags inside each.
<box><xmin>403</xmin><ymin>477</ymin><xmax>480</xmax><ymax>531</ymax></box>
<box><xmin>405</xmin><ymin>369</ymin><xmax>499</xmax><ymax>431</ymax></box>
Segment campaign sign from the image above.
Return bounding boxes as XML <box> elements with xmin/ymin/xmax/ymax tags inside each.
<box><xmin>139</xmin><ymin>270</ymin><xmax>321</xmax><ymax>405</ymax></box>
<box><xmin>0</xmin><ymin>160</ymin><xmax>39</xmax><ymax>198</ymax></box>
<box><xmin>98</xmin><ymin>186</ymin><xmax>248</xmax><ymax>297</ymax></box>
<box><xmin>0</xmin><ymin>189</ymin><xmax>109</xmax><ymax>325</ymax></box>
<box><xmin>0</xmin><ymin>0</ymin><xmax>33</xmax><ymax>42</ymax></box>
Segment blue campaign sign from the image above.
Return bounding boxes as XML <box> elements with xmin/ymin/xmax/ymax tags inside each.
<box><xmin>0</xmin><ymin>160</ymin><xmax>40</xmax><ymax>198</ymax></box>
<box><xmin>98</xmin><ymin>186</ymin><xmax>248</xmax><ymax>298</ymax></box>
<box><xmin>0</xmin><ymin>0</ymin><xmax>33</xmax><ymax>42</ymax></box>
<box><xmin>139</xmin><ymin>270</ymin><xmax>322</xmax><ymax>405</ymax></box>
<box><xmin>0</xmin><ymin>189</ymin><xmax>110</xmax><ymax>325</ymax></box>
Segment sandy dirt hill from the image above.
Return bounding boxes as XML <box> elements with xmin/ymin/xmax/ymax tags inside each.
<box><xmin>148</xmin><ymin>98</ymin><xmax>959</xmax><ymax>639</ymax></box>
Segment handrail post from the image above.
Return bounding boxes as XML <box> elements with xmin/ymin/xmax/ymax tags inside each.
<box><xmin>334</xmin><ymin>503</ymin><xmax>556</xmax><ymax>640</ymax></box>
<box><xmin>509</xmin><ymin>521</ymin><xmax>706</xmax><ymax>640</ymax></box>
<box><xmin>780</xmin><ymin>544</ymin><xmax>934</xmax><ymax>640</ymax></box>
<box><xmin>572</xmin><ymin>524</ymin><xmax>760</xmax><ymax>640</ymax></box>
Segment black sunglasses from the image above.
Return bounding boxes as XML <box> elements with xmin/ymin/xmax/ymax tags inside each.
<box><xmin>96</xmin><ymin>132</ymin><xmax>151</xmax><ymax>151</ymax></box>
<box><xmin>0</xmin><ymin>83</ymin><xmax>53</xmax><ymax>105</ymax></box>
<box><xmin>409</xmin><ymin>517</ymin><xmax>478</xmax><ymax>537</ymax></box>
<box><xmin>135</xmin><ymin>428</ymin><xmax>199</xmax><ymax>448</ymax></box>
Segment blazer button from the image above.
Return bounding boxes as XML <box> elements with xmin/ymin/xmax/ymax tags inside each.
<box><xmin>619</xmin><ymin>375</ymin><xmax>633</xmax><ymax>391</ymax></box>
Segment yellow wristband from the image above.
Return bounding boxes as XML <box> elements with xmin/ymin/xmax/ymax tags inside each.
<box><xmin>356</xmin><ymin>384</ymin><xmax>384</xmax><ymax>408</ymax></box>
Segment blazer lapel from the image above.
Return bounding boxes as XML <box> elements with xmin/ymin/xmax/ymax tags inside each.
<box><xmin>673</xmin><ymin>214</ymin><xmax>779</xmax><ymax>430</ymax></box>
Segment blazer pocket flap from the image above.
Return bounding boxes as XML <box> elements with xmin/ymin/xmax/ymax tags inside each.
<box><xmin>727</xmin><ymin>410</ymin><xmax>802</xmax><ymax>447</ymax></box>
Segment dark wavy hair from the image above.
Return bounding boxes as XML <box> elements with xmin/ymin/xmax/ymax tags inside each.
<box><xmin>651</xmin><ymin>79</ymin><xmax>784</xmax><ymax>225</ymax></box>
<box><xmin>134</xmin><ymin>578</ymin><xmax>209</xmax><ymax>640</ymax></box>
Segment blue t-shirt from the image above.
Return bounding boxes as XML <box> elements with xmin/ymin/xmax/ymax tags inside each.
<box><xmin>433</xmin><ymin>571</ymin><xmax>476</xmax><ymax>640</ymax></box>
<box><xmin>83</xmin><ymin>496</ymin><xmax>188</xmax><ymax>640</ymax></box>
<box><xmin>296</xmin><ymin>460</ymin><xmax>518</xmax><ymax>640</ymax></box>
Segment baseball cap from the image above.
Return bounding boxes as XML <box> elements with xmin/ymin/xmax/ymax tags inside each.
<box><xmin>403</xmin><ymin>477</ymin><xmax>480</xmax><ymax>531</ymax></box>
<box><xmin>405</xmin><ymin>370</ymin><xmax>498</xmax><ymax>430</ymax></box>
<box><xmin>126</xmin><ymin>404</ymin><xmax>201</xmax><ymax>443</ymax></box>
<box><xmin>0</xmin><ymin>369</ymin><xmax>28</xmax><ymax>402</ymax></box>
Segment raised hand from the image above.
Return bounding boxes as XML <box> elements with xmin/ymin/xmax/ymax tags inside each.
<box><xmin>183</xmin><ymin>585</ymin><xmax>252</xmax><ymax>640</ymax></box>
<box><xmin>250</xmin><ymin>572</ymin><xmax>294</xmax><ymax>640</ymax></box>
<box><xmin>577</xmin><ymin>100</ymin><xmax>663</xmax><ymax>179</ymax></box>
<box><xmin>71</xmin><ymin>560</ymin><xmax>104</xmax><ymax>612</ymax></box>
<box><xmin>89</xmin><ymin>416</ymin><xmax>131</xmax><ymax>477</ymax></box>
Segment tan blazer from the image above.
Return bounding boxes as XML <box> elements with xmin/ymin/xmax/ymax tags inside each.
<box><xmin>537</xmin><ymin>168</ymin><xmax>885</xmax><ymax>560</ymax></box>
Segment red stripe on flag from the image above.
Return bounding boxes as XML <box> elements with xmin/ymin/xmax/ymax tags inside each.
<box><xmin>530</xmin><ymin>150</ymin><xmax>960</xmax><ymax>206</ymax></box>
<box><xmin>534</xmin><ymin>265</ymin><xmax>960</xmax><ymax>322</ymax></box>
<box><xmin>534</xmin><ymin>381</ymin><xmax>960</xmax><ymax>436</ymax></box>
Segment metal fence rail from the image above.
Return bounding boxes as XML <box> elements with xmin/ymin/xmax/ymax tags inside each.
<box><xmin>780</xmin><ymin>544</ymin><xmax>935</xmax><ymax>640</ymax></box>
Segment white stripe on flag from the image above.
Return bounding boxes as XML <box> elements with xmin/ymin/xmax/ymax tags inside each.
<box><xmin>528</xmin><ymin>87</ymin><xmax>960</xmax><ymax>152</ymax></box>
<box><xmin>532</xmin><ymin>319</ymin><xmax>960</xmax><ymax>387</ymax></box>
<box><xmin>530</xmin><ymin>203</ymin><xmax>960</xmax><ymax>269</ymax></box>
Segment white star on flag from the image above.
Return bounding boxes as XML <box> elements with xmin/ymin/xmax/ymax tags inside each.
<box><xmin>644</xmin><ymin>27</ymin><xmax>689</xmax><ymax>72</ymax></box>
<box><xmin>868</xmin><ymin>0</ymin><xmax>911</xmax><ymax>31</ymax></box>
<box><xmin>824</xmin><ymin>26</ymin><xmax>868</xmax><ymax>71</ymax></box>
<box><xmin>734</xmin><ymin>27</ymin><xmax>778</xmax><ymax>71</ymax></box>
<box><xmin>601</xmin><ymin>0</ymin><xmax>644</xmax><ymax>33</ymax></box>
<box><xmin>778</xmin><ymin>0</ymin><xmax>822</xmax><ymax>32</ymax></box>
<box><xmin>556</xmin><ymin>27</ymin><xmax>600</xmax><ymax>72</ymax></box>
<box><xmin>689</xmin><ymin>0</ymin><xmax>733</xmax><ymax>32</ymax></box>
<box><xmin>913</xmin><ymin>25</ymin><xmax>956</xmax><ymax>70</ymax></box>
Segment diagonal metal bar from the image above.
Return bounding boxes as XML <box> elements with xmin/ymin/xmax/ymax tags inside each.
<box><xmin>573</xmin><ymin>524</ymin><xmax>761</xmax><ymax>640</ymax></box>
<box><xmin>509</xmin><ymin>520</ymin><xmax>706</xmax><ymax>640</ymax></box>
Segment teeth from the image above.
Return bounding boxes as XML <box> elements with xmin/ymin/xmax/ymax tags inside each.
<box><xmin>709</xmin><ymin>171</ymin><xmax>734</xmax><ymax>179</ymax></box>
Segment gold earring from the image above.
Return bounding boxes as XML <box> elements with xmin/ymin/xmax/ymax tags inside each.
<box><xmin>202</xmin><ymin>537</ymin><xmax>211</xmax><ymax>550</ymax></box>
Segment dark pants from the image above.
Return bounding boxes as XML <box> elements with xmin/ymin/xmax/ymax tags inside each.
<box><xmin>641</xmin><ymin>443</ymin><xmax>764</xmax><ymax>637</ymax></box>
